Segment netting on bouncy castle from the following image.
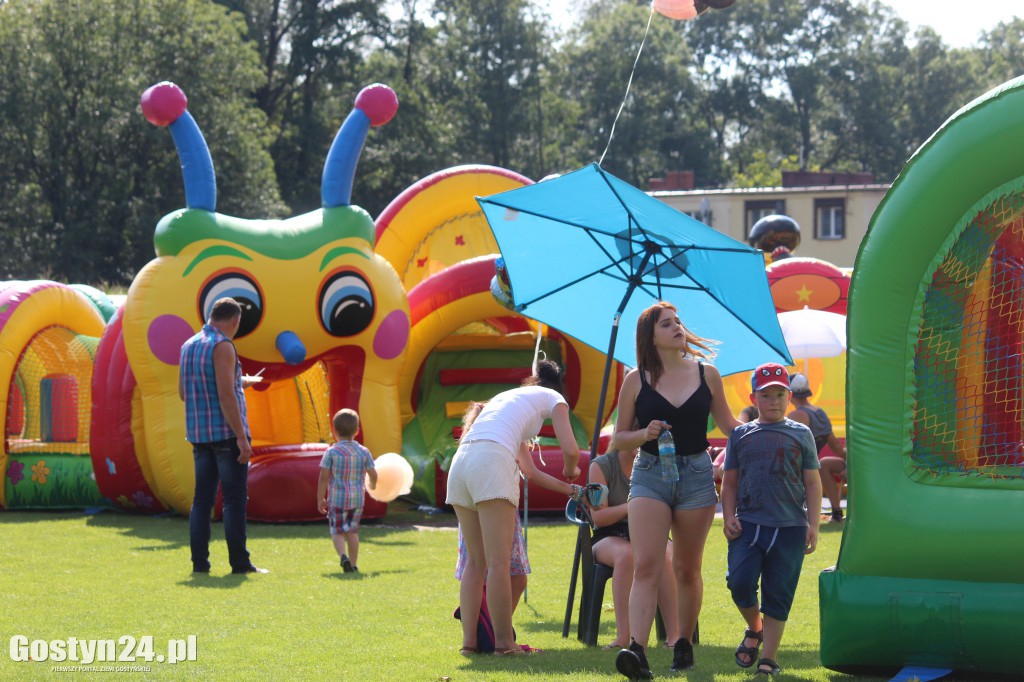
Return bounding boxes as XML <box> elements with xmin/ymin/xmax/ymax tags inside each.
<box><xmin>914</xmin><ymin>189</ymin><xmax>1024</xmax><ymax>478</ymax></box>
<box><xmin>5</xmin><ymin>326</ymin><xmax>99</xmax><ymax>508</ymax></box>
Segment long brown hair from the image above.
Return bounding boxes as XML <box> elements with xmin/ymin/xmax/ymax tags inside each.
<box><xmin>635</xmin><ymin>301</ymin><xmax>716</xmax><ymax>388</ymax></box>
<box><xmin>461</xmin><ymin>401</ymin><xmax>486</xmax><ymax>438</ymax></box>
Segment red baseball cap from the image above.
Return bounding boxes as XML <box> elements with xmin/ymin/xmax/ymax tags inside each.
<box><xmin>751</xmin><ymin>363</ymin><xmax>791</xmax><ymax>392</ymax></box>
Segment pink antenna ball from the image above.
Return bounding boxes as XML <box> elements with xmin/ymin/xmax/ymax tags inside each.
<box><xmin>652</xmin><ymin>0</ymin><xmax>698</xmax><ymax>20</ymax></box>
<box><xmin>354</xmin><ymin>83</ymin><xmax>399</xmax><ymax>127</ymax></box>
<box><xmin>141</xmin><ymin>82</ymin><xmax>188</xmax><ymax>127</ymax></box>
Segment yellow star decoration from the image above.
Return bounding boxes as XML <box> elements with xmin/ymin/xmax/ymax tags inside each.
<box><xmin>795</xmin><ymin>285</ymin><xmax>813</xmax><ymax>304</ymax></box>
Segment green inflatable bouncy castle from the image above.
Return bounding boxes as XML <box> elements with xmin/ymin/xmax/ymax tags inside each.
<box><xmin>820</xmin><ymin>76</ymin><xmax>1024</xmax><ymax>676</ymax></box>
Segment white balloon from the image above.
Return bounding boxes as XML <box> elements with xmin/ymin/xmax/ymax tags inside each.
<box><xmin>366</xmin><ymin>452</ymin><xmax>414</xmax><ymax>502</ymax></box>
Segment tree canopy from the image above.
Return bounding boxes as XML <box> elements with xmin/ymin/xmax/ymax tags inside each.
<box><xmin>0</xmin><ymin>0</ymin><xmax>1018</xmax><ymax>283</ymax></box>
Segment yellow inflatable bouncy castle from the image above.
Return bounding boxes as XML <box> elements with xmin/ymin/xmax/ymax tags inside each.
<box><xmin>0</xmin><ymin>85</ymin><xmax>619</xmax><ymax>519</ymax></box>
<box><xmin>0</xmin><ymin>282</ymin><xmax>109</xmax><ymax>510</ymax></box>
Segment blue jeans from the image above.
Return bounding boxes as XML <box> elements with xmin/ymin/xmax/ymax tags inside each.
<box><xmin>189</xmin><ymin>439</ymin><xmax>250</xmax><ymax>572</ymax></box>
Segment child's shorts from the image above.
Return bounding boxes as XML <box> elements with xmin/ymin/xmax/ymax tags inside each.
<box><xmin>725</xmin><ymin>523</ymin><xmax>806</xmax><ymax>621</ymax></box>
<box><xmin>328</xmin><ymin>507</ymin><xmax>363</xmax><ymax>535</ymax></box>
<box><xmin>455</xmin><ymin>512</ymin><xmax>530</xmax><ymax>580</ymax></box>
<box><xmin>628</xmin><ymin>450</ymin><xmax>718</xmax><ymax>510</ymax></box>
<box><xmin>445</xmin><ymin>440</ymin><xmax>520</xmax><ymax>509</ymax></box>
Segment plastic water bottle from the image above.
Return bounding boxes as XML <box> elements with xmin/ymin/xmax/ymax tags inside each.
<box><xmin>657</xmin><ymin>425</ymin><xmax>678</xmax><ymax>482</ymax></box>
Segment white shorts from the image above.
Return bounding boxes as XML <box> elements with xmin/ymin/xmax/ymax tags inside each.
<box><xmin>445</xmin><ymin>440</ymin><xmax>520</xmax><ymax>509</ymax></box>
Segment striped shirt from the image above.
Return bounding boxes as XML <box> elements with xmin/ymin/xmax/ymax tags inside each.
<box><xmin>320</xmin><ymin>440</ymin><xmax>375</xmax><ymax>510</ymax></box>
<box><xmin>180</xmin><ymin>324</ymin><xmax>249</xmax><ymax>443</ymax></box>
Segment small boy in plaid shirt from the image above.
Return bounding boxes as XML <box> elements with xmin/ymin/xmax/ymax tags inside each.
<box><xmin>317</xmin><ymin>408</ymin><xmax>377</xmax><ymax>572</ymax></box>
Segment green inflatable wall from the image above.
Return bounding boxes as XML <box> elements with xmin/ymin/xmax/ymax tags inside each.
<box><xmin>820</xmin><ymin>76</ymin><xmax>1024</xmax><ymax>676</ymax></box>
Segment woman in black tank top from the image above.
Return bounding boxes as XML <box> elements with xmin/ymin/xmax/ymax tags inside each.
<box><xmin>610</xmin><ymin>302</ymin><xmax>742</xmax><ymax>678</ymax></box>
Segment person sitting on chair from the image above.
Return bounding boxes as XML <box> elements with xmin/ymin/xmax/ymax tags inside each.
<box><xmin>786</xmin><ymin>373</ymin><xmax>847</xmax><ymax>523</ymax></box>
<box><xmin>589</xmin><ymin>447</ymin><xmax>682</xmax><ymax>651</ymax></box>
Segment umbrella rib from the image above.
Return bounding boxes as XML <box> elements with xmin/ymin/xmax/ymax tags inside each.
<box><xmin>479</xmin><ymin>198</ymin><xmax>627</xmax><ymax>239</ymax></box>
<box><xmin>513</xmin><ymin>255</ymin><xmax>634</xmax><ymax>309</ymax></box>
<box><xmin>644</xmin><ymin>278</ymin><xmax>792</xmax><ymax>362</ymax></box>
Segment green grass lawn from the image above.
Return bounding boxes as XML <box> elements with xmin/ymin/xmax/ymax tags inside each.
<box><xmin>1</xmin><ymin>507</ymin><xmax>869</xmax><ymax>680</ymax></box>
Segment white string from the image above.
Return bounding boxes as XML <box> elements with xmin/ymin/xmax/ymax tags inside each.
<box><xmin>532</xmin><ymin>322</ymin><xmax>547</xmax><ymax>466</ymax></box>
<box><xmin>598</xmin><ymin>6</ymin><xmax>655</xmax><ymax>167</ymax></box>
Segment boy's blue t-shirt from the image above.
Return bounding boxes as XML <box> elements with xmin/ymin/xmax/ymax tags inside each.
<box><xmin>724</xmin><ymin>418</ymin><xmax>820</xmax><ymax>527</ymax></box>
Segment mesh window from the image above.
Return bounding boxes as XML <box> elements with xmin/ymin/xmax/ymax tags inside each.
<box><xmin>913</xmin><ymin>192</ymin><xmax>1024</xmax><ymax>478</ymax></box>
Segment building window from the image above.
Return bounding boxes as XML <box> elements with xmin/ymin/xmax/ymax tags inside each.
<box><xmin>815</xmin><ymin>199</ymin><xmax>845</xmax><ymax>240</ymax></box>
<box><xmin>745</xmin><ymin>200</ymin><xmax>785</xmax><ymax>239</ymax></box>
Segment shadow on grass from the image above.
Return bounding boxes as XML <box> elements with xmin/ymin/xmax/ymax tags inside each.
<box><xmin>67</xmin><ymin>507</ymin><xmax>444</xmax><ymax>546</ymax></box>
<box><xmin>454</xmin><ymin>643</ymin><xmax>826</xmax><ymax>680</ymax></box>
<box><xmin>176</xmin><ymin>573</ymin><xmax>267</xmax><ymax>589</ymax></box>
<box><xmin>321</xmin><ymin>568</ymin><xmax>408</xmax><ymax>580</ymax></box>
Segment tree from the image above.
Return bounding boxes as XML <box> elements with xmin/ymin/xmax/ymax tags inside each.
<box><xmin>216</xmin><ymin>0</ymin><xmax>389</xmax><ymax>213</ymax></box>
<box><xmin>0</xmin><ymin>0</ymin><xmax>284</xmax><ymax>284</ymax></box>
<box><xmin>977</xmin><ymin>19</ymin><xmax>1024</xmax><ymax>88</ymax></box>
<box><xmin>422</xmin><ymin>0</ymin><xmax>556</xmax><ymax>178</ymax></box>
<box><xmin>553</xmin><ymin>1</ymin><xmax>712</xmax><ymax>187</ymax></box>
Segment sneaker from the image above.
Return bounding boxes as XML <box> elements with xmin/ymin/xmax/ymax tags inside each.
<box><xmin>231</xmin><ymin>564</ymin><xmax>269</xmax><ymax>574</ymax></box>
<box><xmin>670</xmin><ymin>637</ymin><xmax>694</xmax><ymax>671</ymax></box>
<box><xmin>615</xmin><ymin>641</ymin><xmax>653</xmax><ymax>681</ymax></box>
<box><xmin>341</xmin><ymin>555</ymin><xmax>354</xmax><ymax>573</ymax></box>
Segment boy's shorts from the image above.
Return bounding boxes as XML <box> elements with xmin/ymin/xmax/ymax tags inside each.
<box><xmin>328</xmin><ymin>507</ymin><xmax>363</xmax><ymax>535</ymax></box>
<box><xmin>725</xmin><ymin>523</ymin><xmax>806</xmax><ymax>621</ymax></box>
<box><xmin>628</xmin><ymin>450</ymin><xmax>718</xmax><ymax>510</ymax></box>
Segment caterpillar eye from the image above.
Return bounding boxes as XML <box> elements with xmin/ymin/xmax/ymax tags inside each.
<box><xmin>319</xmin><ymin>270</ymin><xmax>374</xmax><ymax>337</ymax></box>
<box><xmin>199</xmin><ymin>272</ymin><xmax>263</xmax><ymax>338</ymax></box>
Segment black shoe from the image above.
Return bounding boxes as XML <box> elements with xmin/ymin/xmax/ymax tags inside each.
<box><xmin>192</xmin><ymin>566</ymin><xmax>210</xmax><ymax>574</ymax></box>
<box><xmin>615</xmin><ymin>640</ymin><xmax>653</xmax><ymax>680</ymax></box>
<box><xmin>670</xmin><ymin>637</ymin><xmax>694</xmax><ymax>671</ymax></box>
<box><xmin>341</xmin><ymin>555</ymin><xmax>354</xmax><ymax>573</ymax></box>
<box><xmin>231</xmin><ymin>564</ymin><xmax>269</xmax><ymax>574</ymax></box>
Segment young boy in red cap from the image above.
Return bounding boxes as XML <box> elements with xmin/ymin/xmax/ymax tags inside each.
<box><xmin>720</xmin><ymin>363</ymin><xmax>822</xmax><ymax>678</ymax></box>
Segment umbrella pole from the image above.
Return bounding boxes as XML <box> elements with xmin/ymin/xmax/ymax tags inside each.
<box><xmin>588</xmin><ymin>265</ymin><xmax>650</xmax><ymax>458</ymax></box>
<box><xmin>566</xmin><ymin>252</ymin><xmax>650</xmax><ymax>639</ymax></box>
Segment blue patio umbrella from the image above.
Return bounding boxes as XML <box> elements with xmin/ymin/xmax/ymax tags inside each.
<box><xmin>478</xmin><ymin>163</ymin><xmax>791</xmax><ymax>450</ymax></box>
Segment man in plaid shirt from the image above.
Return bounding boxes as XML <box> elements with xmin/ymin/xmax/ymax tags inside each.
<box><xmin>317</xmin><ymin>408</ymin><xmax>377</xmax><ymax>572</ymax></box>
<box><xmin>179</xmin><ymin>297</ymin><xmax>265</xmax><ymax>575</ymax></box>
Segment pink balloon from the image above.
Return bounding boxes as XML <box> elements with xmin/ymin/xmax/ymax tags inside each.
<box><xmin>652</xmin><ymin>0</ymin><xmax>698</xmax><ymax>20</ymax></box>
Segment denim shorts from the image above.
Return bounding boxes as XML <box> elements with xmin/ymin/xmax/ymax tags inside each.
<box><xmin>726</xmin><ymin>523</ymin><xmax>806</xmax><ymax>621</ymax></box>
<box><xmin>628</xmin><ymin>449</ymin><xmax>718</xmax><ymax>510</ymax></box>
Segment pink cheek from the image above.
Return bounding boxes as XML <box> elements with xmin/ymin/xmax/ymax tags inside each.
<box><xmin>373</xmin><ymin>310</ymin><xmax>409</xmax><ymax>360</ymax></box>
<box><xmin>148</xmin><ymin>315</ymin><xmax>196</xmax><ymax>365</ymax></box>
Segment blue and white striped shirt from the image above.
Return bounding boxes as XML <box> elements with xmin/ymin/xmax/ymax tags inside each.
<box><xmin>180</xmin><ymin>324</ymin><xmax>249</xmax><ymax>444</ymax></box>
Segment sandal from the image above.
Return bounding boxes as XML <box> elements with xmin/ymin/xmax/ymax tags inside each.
<box><xmin>735</xmin><ymin>628</ymin><xmax>763</xmax><ymax>668</ymax></box>
<box><xmin>493</xmin><ymin>646</ymin><xmax>527</xmax><ymax>656</ymax></box>
<box><xmin>755</xmin><ymin>658</ymin><xmax>781</xmax><ymax>676</ymax></box>
<box><xmin>459</xmin><ymin>647</ymin><xmax>478</xmax><ymax>656</ymax></box>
